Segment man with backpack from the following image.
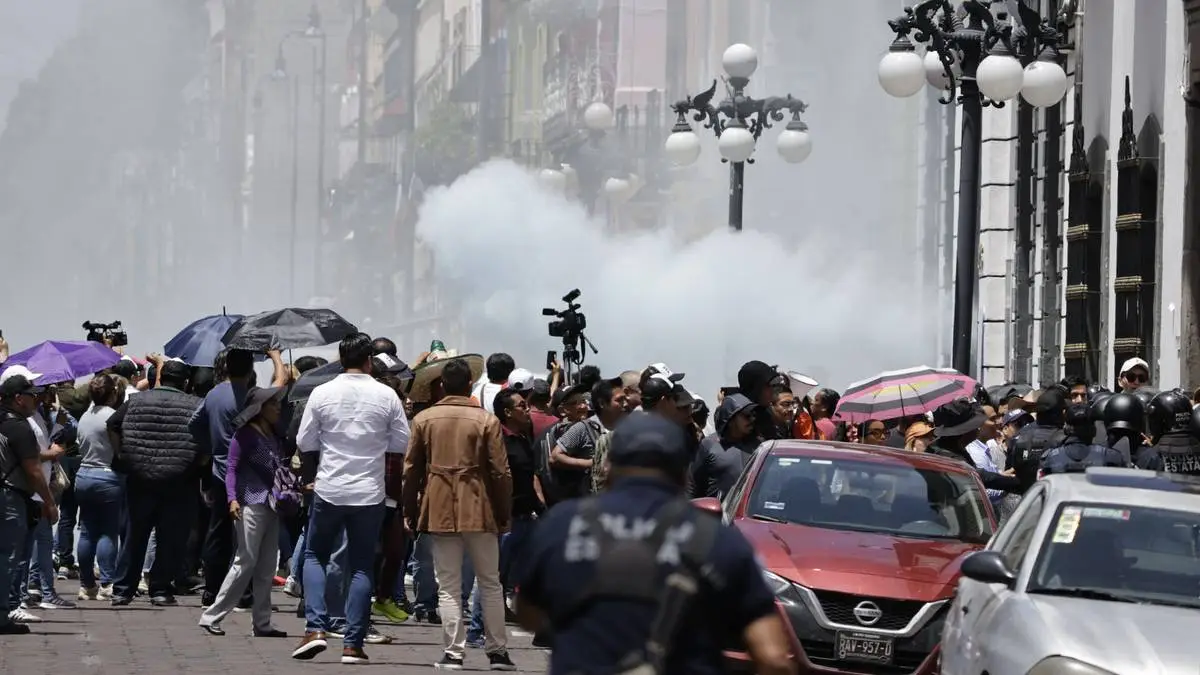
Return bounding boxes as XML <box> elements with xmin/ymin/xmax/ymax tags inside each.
<box><xmin>1006</xmin><ymin>389</ymin><xmax>1068</xmax><ymax>494</ymax></box>
<box><xmin>533</xmin><ymin>383</ymin><xmax>592</xmax><ymax>507</ymax></box>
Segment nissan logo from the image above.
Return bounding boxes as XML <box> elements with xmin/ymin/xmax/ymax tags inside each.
<box><xmin>852</xmin><ymin>601</ymin><xmax>883</xmax><ymax>626</ymax></box>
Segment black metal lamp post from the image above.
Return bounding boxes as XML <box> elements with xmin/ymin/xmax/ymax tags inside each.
<box><xmin>663</xmin><ymin>44</ymin><xmax>812</xmax><ymax>232</ymax></box>
<box><xmin>274</xmin><ymin>4</ymin><xmax>329</xmax><ymax>301</ymax></box>
<box><xmin>878</xmin><ymin>0</ymin><xmax>1071</xmax><ymax>377</ymax></box>
<box><xmin>539</xmin><ymin>101</ymin><xmax>637</xmax><ymax>213</ymax></box>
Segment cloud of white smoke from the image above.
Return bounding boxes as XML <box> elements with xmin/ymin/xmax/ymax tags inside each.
<box><xmin>416</xmin><ymin>159</ymin><xmax>935</xmax><ymax>401</ymax></box>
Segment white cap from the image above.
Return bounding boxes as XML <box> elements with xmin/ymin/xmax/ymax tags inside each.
<box><xmin>0</xmin><ymin>365</ymin><xmax>43</xmax><ymax>384</ymax></box>
<box><xmin>507</xmin><ymin>368</ymin><xmax>536</xmax><ymax>391</ymax></box>
<box><xmin>1119</xmin><ymin>357</ymin><xmax>1150</xmax><ymax>376</ymax></box>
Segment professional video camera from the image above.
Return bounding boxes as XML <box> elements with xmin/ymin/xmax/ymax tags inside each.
<box><xmin>83</xmin><ymin>321</ymin><xmax>128</xmax><ymax>347</ymax></box>
<box><xmin>542</xmin><ymin>289</ymin><xmax>598</xmax><ymax>381</ymax></box>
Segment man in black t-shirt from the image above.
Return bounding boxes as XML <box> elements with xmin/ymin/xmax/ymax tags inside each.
<box><xmin>0</xmin><ymin>372</ymin><xmax>59</xmax><ymax>633</ymax></box>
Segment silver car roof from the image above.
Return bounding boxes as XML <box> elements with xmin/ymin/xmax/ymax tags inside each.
<box><xmin>1040</xmin><ymin>467</ymin><xmax>1200</xmax><ymax>511</ymax></box>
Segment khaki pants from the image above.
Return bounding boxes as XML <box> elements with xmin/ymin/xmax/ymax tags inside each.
<box><xmin>431</xmin><ymin>533</ymin><xmax>507</xmax><ymax>657</ymax></box>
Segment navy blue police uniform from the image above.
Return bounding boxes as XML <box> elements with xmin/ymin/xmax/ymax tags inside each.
<box><xmin>516</xmin><ymin>412</ymin><xmax>777</xmax><ymax>675</ymax></box>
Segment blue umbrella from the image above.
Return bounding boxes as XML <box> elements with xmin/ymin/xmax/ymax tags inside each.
<box><xmin>164</xmin><ymin>312</ymin><xmax>245</xmax><ymax>367</ymax></box>
<box><xmin>4</xmin><ymin>340</ymin><xmax>121</xmax><ymax>384</ymax></box>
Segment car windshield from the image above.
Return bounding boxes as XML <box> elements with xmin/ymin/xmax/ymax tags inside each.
<box><xmin>743</xmin><ymin>454</ymin><xmax>994</xmax><ymax>544</ymax></box>
<box><xmin>1028</xmin><ymin>502</ymin><xmax>1200</xmax><ymax>608</ymax></box>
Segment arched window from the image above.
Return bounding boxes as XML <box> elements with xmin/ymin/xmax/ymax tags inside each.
<box><xmin>1112</xmin><ymin>74</ymin><xmax>1160</xmax><ymax>384</ymax></box>
<box><xmin>1064</xmin><ymin>122</ymin><xmax>1106</xmax><ymax>381</ymax></box>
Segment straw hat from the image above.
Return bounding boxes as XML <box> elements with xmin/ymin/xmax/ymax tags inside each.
<box><xmin>407</xmin><ymin>353</ymin><xmax>485</xmax><ymax>403</ymax></box>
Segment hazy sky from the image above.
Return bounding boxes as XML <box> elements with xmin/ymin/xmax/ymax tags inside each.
<box><xmin>0</xmin><ymin>0</ymin><xmax>81</xmax><ymax>131</ymax></box>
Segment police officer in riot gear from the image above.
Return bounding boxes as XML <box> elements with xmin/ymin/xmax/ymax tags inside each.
<box><xmin>1104</xmin><ymin>392</ymin><xmax>1162</xmax><ymax>470</ymax></box>
<box><xmin>1040</xmin><ymin>404</ymin><xmax>1127</xmax><ymax>475</ymax></box>
<box><xmin>1006</xmin><ymin>389</ymin><xmax>1068</xmax><ymax>493</ymax></box>
<box><xmin>1089</xmin><ymin>391</ymin><xmax>1114</xmax><ymax>447</ymax></box>
<box><xmin>514</xmin><ymin>412</ymin><xmax>795</xmax><ymax>675</ymax></box>
<box><xmin>1132</xmin><ymin>386</ymin><xmax>1159</xmax><ymax>413</ymax></box>
<box><xmin>1148</xmin><ymin>389</ymin><xmax>1200</xmax><ymax>475</ymax></box>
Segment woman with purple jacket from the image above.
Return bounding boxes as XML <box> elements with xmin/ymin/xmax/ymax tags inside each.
<box><xmin>198</xmin><ymin>386</ymin><xmax>288</xmax><ymax>637</ymax></box>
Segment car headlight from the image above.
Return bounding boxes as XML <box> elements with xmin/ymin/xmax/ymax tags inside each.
<box><xmin>1027</xmin><ymin>656</ymin><xmax>1117</xmax><ymax>675</ymax></box>
<box><xmin>762</xmin><ymin>570</ymin><xmax>794</xmax><ymax>596</ymax></box>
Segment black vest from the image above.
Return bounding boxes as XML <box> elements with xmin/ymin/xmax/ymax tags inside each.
<box><xmin>116</xmin><ymin>387</ymin><xmax>202</xmax><ymax>483</ymax></box>
<box><xmin>1041</xmin><ymin>440</ymin><xmax>1125</xmax><ymax>475</ymax></box>
<box><xmin>1153</xmin><ymin>433</ymin><xmax>1200</xmax><ymax>476</ymax></box>
<box><xmin>1011</xmin><ymin>424</ymin><xmax>1066</xmax><ymax>492</ymax></box>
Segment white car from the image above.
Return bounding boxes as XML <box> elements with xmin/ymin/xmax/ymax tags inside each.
<box><xmin>941</xmin><ymin>468</ymin><xmax>1200</xmax><ymax>675</ymax></box>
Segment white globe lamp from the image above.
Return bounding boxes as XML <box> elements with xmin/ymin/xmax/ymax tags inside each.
<box><xmin>538</xmin><ymin>168</ymin><xmax>567</xmax><ymax>193</ymax></box>
<box><xmin>664</xmin><ymin>129</ymin><xmax>702</xmax><ymax>166</ymax></box>
<box><xmin>1021</xmin><ymin>59</ymin><xmax>1069</xmax><ymax>107</ymax></box>
<box><xmin>717</xmin><ymin>125</ymin><xmax>756</xmax><ymax>163</ymax></box>
<box><xmin>604</xmin><ymin>177</ymin><xmax>633</xmax><ymax>203</ymax></box>
<box><xmin>976</xmin><ymin>52</ymin><xmax>1024</xmax><ymax>102</ymax></box>
<box><xmin>878</xmin><ymin>44</ymin><xmax>925</xmax><ymax>98</ymax></box>
<box><xmin>582</xmin><ymin>101</ymin><xmax>614</xmax><ymax>131</ymax></box>
<box><xmin>776</xmin><ymin>127</ymin><xmax>812</xmax><ymax>164</ymax></box>
<box><xmin>722</xmin><ymin>43</ymin><xmax>759</xmax><ymax>79</ymax></box>
<box><xmin>923</xmin><ymin>50</ymin><xmax>953</xmax><ymax>90</ymax></box>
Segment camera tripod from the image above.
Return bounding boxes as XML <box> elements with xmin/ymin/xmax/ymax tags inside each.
<box><xmin>559</xmin><ymin>331</ymin><xmax>598</xmax><ymax>385</ymax></box>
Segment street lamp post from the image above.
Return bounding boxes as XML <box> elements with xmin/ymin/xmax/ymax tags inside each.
<box><xmin>275</xmin><ymin>4</ymin><xmax>329</xmax><ymax>302</ymax></box>
<box><xmin>878</xmin><ymin>0</ymin><xmax>1070</xmax><ymax>377</ymax></box>
<box><xmin>663</xmin><ymin>44</ymin><xmax>813</xmax><ymax>232</ymax></box>
<box><xmin>538</xmin><ymin>101</ymin><xmax>637</xmax><ymax>213</ymax></box>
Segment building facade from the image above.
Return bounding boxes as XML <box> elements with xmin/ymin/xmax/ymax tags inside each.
<box><xmin>925</xmin><ymin>0</ymin><xmax>1195</xmax><ymax>390</ymax></box>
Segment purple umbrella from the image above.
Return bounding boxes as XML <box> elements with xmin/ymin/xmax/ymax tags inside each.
<box><xmin>4</xmin><ymin>340</ymin><xmax>122</xmax><ymax>384</ymax></box>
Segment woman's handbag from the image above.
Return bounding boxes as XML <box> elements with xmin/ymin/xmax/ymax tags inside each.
<box><xmin>268</xmin><ymin>463</ymin><xmax>305</xmax><ymax>517</ymax></box>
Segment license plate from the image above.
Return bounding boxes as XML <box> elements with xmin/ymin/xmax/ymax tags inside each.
<box><xmin>836</xmin><ymin>631</ymin><xmax>894</xmax><ymax>664</ymax></box>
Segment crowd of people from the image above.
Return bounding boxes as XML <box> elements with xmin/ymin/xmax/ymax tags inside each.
<box><xmin>3</xmin><ymin>326</ymin><xmax>1200</xmax><ymax>673</ymax></box>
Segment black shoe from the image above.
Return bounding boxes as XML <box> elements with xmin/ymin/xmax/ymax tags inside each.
<box><xmin>434</xmin><ymin>653</ymin><xmax>464</xmax><ymax>670</ymax></box>
<box><xmin>110</xmin><ymin>595</ymin><xmax>134</xmax><ymax>607</ymax></box>
<box><xmin>417</xmin><ymin>608</ymin><xmax>442</xmax><ymax>624</ymax></box>
<box><xmin>253</xmin><ymin>628</ymin><xmax>288</xmax><ymax>638</ymax></box>
<box><xmin>531</xmin><ymin>632</ymin><xmax>551</xmax><ymax>648</ymax></box>
<box><xmin>200</xmin><ymin>624</ymin><xmax>225</xmax><ymax>636</ymax></box>
<box><xmin>200</xmin><ymin>591</ymin><xmax>216</xmax><ymax>607</ymax></box>
<box><xmin>487</xmin><ymin>650</ymin><xmax>517</xmax><ymax>671</ymax></box>
<box><xmin>150</xmin><ymin>595</ymin><xmax>178</xmax><ymax>607</ymax></box>
<box><xmin>0</xmin><ymin>622</ymin><xmax>31</xmax><ymax>635</ymax></box>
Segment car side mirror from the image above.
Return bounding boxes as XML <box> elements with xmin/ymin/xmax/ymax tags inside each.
<box><xmin>692</xmin><ymin>497</ymin><xmax>722</xmax><ymax>514</ymax></box>
<box><xmin>960</xmin><ymin>550</ymin><xmax>1017</xmax><ymax>587</ymax></box>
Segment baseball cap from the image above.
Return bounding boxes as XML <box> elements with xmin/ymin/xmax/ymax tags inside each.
<box><xmin>0</xmin><ymin>366</ymin><xmax>45</xmax><ymax>398</ymax></box>
<box><xmin>643</xmin><ymin>362</ymin><xmax>685</xmax><ymax>383</ymax></box>
<box><xmin>607</xmin><ymin>411</ymin><xmax>691</xmax><ymax>473</ymax></box>
<box><xmin>552</xmin><ymin>382</ymin><xmax>590</xmax><ymax>409</ymax></box>
<box><xmin>641</xmin><ymin>373</ymin><xmax>695</xmax><ymax>408</ymax></box>
<box><xmin>1119</xmin><ymin>357</ymin><xmax>1150</xmax><ymax>376</ymax></box>
<box><xmin>0</xmin><ymin>365</ymin><xmax>43</xmax><ymax>386</ymax></box>
<box><xmin>507</xmin><ymin>368</ymin><xmax>536</xmax><ymax>392</ymax></box>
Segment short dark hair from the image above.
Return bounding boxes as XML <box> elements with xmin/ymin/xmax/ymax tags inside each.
<box><xmin>771</xmin><ymin>382</ymin><xmax>793</xmax><ymax>397</ymax></box>
<box><xmin>1060</xmin><ymin>374</ymin><xmax>1089</xmax><ymax>390</ymax></box>
<box><xmin>226</xmin><ymin>349</ymin><xmax>255</xmax><ymax>378</ymax></box>
<box><xmin>160</xmin><ymin>361</ymin><xmax>191</xmax><ymax>389</ymax></box>
<box><xmin>295</xmin><ymin>356</ymin><xmax>328</xmax><ymax>374</ymax></box>
<box><xmin>578</xmin><ymin>365</ymin><xmax>601</xmax><ymax>390</ymax></box>
<box><xmin>493</xmin><ymin>387</ymin><xmax>523</xmax><ymax>426</ymax></box>
<box><xmin>591</xmin><ymin>379</ymin><xmax>618</xmax><ymax>410</ymax></box>
<box><xmin>339</xmin><ymin>333</ymin><xmax>374</xmax><ymax>370</ymax></box>
<box><xmin>485</xmin><ymin>352</ymin><xmax>515</xmax><ymax>382</ymax></box>
<box><xmin>441</xmin><ymin>359</ymin><xmax>473</xmax><ymax>396</ymax></box>
<box><xmin>372</xmin><ymin>337</ymin><xmax>398</xmax><ymax>357</ymax></box>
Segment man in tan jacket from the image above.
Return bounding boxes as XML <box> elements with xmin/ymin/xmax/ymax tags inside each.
<box><xmin>402</xmin><ymin>357</ymin><xmax>515</xmax><ymax>670</ymax></box>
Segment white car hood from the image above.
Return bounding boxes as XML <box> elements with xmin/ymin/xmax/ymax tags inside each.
<box><xmin>1028</xmin><ymin>595</ymin><xmax>1200</xmax><ymax>672</ymax></box>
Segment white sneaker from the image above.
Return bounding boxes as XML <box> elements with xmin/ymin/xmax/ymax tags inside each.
<box><xmin>282</xmin><ymin>576</ymin><xmax>300</xmax><ymax>598</ymax></box>
<box><xmin>98</xmin><ymin>584</ymin><xmax>113</xmax><ymax>601</ymax></box>
<box><xmin>138</xmin><ymin>576</ymin><xmax>149</xmax><ymax>593</ymax></box>
<box><xmin>78</xmin><ymin>586</ymin><xmax>99</xmax><ymax>601</ymax></box>
<box><xmin>8</xmin><ymin>608</ymin><xmax>42</xmax><ymax>624</ymax></box>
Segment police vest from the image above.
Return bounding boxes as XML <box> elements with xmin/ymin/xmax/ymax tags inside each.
<box><xmin>555</xmin><ymin>497</ymin><xmax>721</xmax><ymax>675</ymax></box>
<box><xmin>1154</xmin><ymin>433</ymin><xmax>1200</xmax><ymax>476</ymax></box>
<box><xmin>1040</xmin><ymin>443</ymin><xmax>1121</xmax><ymax>476</ymax></box>
<box><xmin>1014</xmin><ymin>425</ymin><xmax>1066</xmax><ymax>490</ymax></box>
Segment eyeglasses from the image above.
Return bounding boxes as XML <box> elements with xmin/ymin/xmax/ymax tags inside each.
<box><xmin>1124</xmin><ymin>371</ymin><xmax>1147</xmax><ymax>383</ymax></box>
<box><xmin>774</xmin><ymin>400</ymin><xmax>799</xmax><ymax>410</ymax></box>
<box><xmin>866</xmin><ymin>427</ymin><xmax>887</xmax><ymax>438</ymax></box>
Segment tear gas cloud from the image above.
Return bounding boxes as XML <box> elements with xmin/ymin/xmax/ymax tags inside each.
<box><xmin>416</xmin><ymin>160</ymin><xmax>936</xmax><ymax>401</ymax></box>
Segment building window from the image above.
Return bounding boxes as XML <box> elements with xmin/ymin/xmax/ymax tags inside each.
<box><xmin>1112</xmin><ymin>76</ymin><xmax>1159</xmax><ymax>384</ymax></box>
<box><xmin>1063</xmin><ymin>96</ymin><xmax>1106</xmax><ymax>382</ymax></box>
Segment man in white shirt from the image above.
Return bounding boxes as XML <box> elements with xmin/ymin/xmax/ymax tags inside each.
<box><xmin>471</xmin><ymin>353</ymin><xmax>516</xmax><ymax>414</ymax></box>
<box><xmin>292</xmin><ymin>334</ymin><xmax>410</xmax><ymax>665</ymax></box>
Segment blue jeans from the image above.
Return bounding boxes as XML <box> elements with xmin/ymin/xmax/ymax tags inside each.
<box><xmin>24</xmin><ymin>513</ymin><xmax>56</xmax><ymax>598</ymax></box>
<box><xmin>75</xmin><ymin>468</ymin><xmax>124</xmax><ymax>587</ymax></box>
<box><xmin>54</xmin><ymin>478</ymin><xmax>77</xmax><ymax>566</ymax></box>
<box><xmin>302</xmin><ymin>497</ymin><xmax>385</xmax><ymax>648</ymax></box>
<box><xmin>468</xmin><ymin>517</ymin><xmax>536</xmax><ymax>642</ymax></box>
<box><xmin>0</xmin><ymin>488</ymin><xmax>30</xmax><ymax>623</ymax></box>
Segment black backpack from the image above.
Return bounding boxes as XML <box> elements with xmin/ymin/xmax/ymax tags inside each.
<box><xmin>535</xmin><ymin>420</ymin><xmax>571</xmax><ymax>506</ymax></box>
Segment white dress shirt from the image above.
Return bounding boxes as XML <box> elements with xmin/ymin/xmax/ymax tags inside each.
<box><xmin>296</xmin><ymin>373</ymin><xmax>410</xmax><ymax>506</ymax></box>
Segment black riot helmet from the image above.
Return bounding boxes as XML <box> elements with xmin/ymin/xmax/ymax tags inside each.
<box><xmin>1147</xmin><ymin>389</ymin><xmax>1193</xmax><ymax>439</ymax></box>
<box><xmin>1089</xmin><ymin>391</ymin><xmax>1114</xmax><ymax>424</ymax></box>
<box><xmin>1104</xmin><ymin>392</ymin><xmax>1145</xmax><ymax>433</ymax></box>
<box><xmin>1132</xmin><ymin>387</ymin><xmax>1159</xmax><ymax>411</ymax></box>
<box><xmin>1065</xmin><ymin>404</ymin><xmax>1096</xmax><ymax>443</ymax></box>
<box><xmin>1086</xmin><ymin>384</ymin><xmax>1111</xmax><ymax>404</ymax></box>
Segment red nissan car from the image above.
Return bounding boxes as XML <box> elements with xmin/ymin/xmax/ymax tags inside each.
<box><xmin>694</xmin><ymin>440</ymin><xmax>996</xmax><ymax>675</ymax></box>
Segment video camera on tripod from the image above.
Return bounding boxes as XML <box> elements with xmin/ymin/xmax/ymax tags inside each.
<box><xmin>542</xmin><ymin>289</ymin><xmax>598</xmax><ymax>382</ymax></box>
<box><xmin>83</xmin><ymin>321</ymin><xmax>128</xmax><ymax>347</ymax></box>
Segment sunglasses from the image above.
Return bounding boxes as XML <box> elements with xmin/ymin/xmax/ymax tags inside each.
<box><xmin>1124</xmin><ymin>371</ymin><xmax>1147</xmax><ymax>383</ymax></box>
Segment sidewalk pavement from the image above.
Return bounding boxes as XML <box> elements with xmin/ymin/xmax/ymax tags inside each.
<box><xmin>0</xmin><ymin>582</ymin><xmax>547</xmax><ymax>674</ymax></box>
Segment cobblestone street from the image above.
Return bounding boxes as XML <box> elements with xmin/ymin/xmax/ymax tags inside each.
<box><xmin>0</xmin><ymin>583</ymin><xmax>546</xmax><ymax>674</ymax></box>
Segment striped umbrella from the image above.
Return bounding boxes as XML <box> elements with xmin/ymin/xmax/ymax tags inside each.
<box><xmin>833</xmin><ymin>366</ymin><xmax>977</xmax><ymax>424</ymax></box>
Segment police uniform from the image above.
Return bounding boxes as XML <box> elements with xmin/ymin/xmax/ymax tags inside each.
<box><xmin>516</xmin><ymin>413</ymin><xmax>777</xmax><ymax>675</ymax></box>
<box><xmin>1040</xmin><ymin>440</ymin><xmax>1126</xmax><ymax>474</ymax></box>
